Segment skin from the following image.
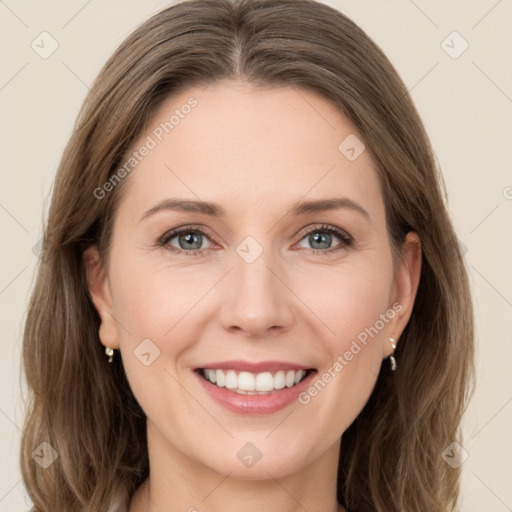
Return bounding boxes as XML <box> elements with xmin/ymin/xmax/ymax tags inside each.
<box><xmin>84</xmin><ymin>80</ymin><xmax>421</xmax><ymax>512</ymax></box>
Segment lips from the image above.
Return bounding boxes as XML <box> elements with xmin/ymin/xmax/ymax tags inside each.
<box><xmin>193</xmin><ymin>360</ymin><xmax>317</xmax><ymax>415</ymax></box>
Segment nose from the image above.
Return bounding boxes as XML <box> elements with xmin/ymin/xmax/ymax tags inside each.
<box><xmin>219</xmin><ymin>245</ymin><xmax>295</xmax><ymax>339</ymax></box>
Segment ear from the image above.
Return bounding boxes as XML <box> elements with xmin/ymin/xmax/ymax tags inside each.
<box><xmin>383</xmin><ymin>231</ymin><xmax>422</xmax><ymax>358</ymax></box>
<box><xmin>83</xmin><ymin>246</ymin><xmax>120</xmax><ymax>350</ymax></box>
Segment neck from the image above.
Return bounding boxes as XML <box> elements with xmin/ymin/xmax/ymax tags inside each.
<box><xmin>129</xmin><ymin>420</ymin><xmax>345</xmax><ymax>512</ymax></box>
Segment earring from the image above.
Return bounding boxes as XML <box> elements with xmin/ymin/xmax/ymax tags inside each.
<box><xmin>105</xmin><ymin>346</ymin><xmax>114</xmax><ymax>363</ymax></box>
<box><xmin>389</xmin><ymin>337</ymin><xmax>397</xmax><ymax>371</ymax></box>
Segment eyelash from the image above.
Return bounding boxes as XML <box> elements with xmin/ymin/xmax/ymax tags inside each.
<box><xmin>156</xmin><ymin>224</ymin><xmax>353</xmax><ymax>257</ymax></box>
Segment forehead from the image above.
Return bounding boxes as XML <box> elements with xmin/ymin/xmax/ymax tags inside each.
<box><xmin>117</xmin><ymin>80</ymin><xmax>384</xmax><ymax>222</ymax></box>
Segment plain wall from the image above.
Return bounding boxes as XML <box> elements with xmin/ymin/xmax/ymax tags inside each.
<box><xmin>0</xmin><ymin>1</ymin><xmax>511</xmax><ymax>510</ymax></box>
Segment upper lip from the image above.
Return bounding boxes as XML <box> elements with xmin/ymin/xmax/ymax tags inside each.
<box><xmin>195</xmin><ymin>360</ymin><xmax>314</xmax><ymax>373</ymax></box>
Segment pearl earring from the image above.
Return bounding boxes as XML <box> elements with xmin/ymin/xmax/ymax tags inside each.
<box><xmin>389</xmin><ymin>337</ymin><xmax>397</xmax><ymax>371</ymax></box>
<box><xmin>105</xmin><ymin>346</ymin><xmax>114</xmax><ymax>363</ymax></box>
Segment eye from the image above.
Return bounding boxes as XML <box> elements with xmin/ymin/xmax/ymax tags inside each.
<box><xmin>157</xmin><ymin>223</ymin><xmax>353</xmax><ymax>256</ymax></box>
<box><xmin>295</xmin><ymin>224</ymin><xmax>353</xmax><ymax>254</ymax></box>
<box><xmin>158</xmin><ymin>226</ymin><xmax>214</xmax><ymax>256</ymax></box>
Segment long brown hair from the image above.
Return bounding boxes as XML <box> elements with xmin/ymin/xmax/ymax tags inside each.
<box><xmin>20</xmin><ymin>0</ymin><xmax>475</xmax><ymax>510</ymax></box>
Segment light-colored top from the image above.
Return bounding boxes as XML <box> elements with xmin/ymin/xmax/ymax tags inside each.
<box><xmin>108</xmin><ymin>493</ymin><xmax>129</xmax><ymax>512</ymax></box>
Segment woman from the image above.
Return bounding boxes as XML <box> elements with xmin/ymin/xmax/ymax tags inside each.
<box><xmin>20</xmin><ymin>0</ymin><xmax>475</xmax><ymax>510</ymax></box>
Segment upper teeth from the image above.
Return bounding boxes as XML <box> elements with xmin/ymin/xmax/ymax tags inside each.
<box><xmin>202</xmin><ymin>369</ymin><xmax>307</xmax><ymax>394</ymax></box>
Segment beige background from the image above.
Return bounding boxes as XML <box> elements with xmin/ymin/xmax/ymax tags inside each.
<box><xmin>1</xmin><ymin>1</ymin><xmax>511</xmax><ymax>510</ymax></box>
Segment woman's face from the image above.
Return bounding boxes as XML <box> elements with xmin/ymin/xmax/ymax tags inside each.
<box><xmin>85</xmin><ymin>80</ymin><xmax>420</xmax><ymax>480</ymax></box>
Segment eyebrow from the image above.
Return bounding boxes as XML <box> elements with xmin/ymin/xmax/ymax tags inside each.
<box><xmin>139</xmin><ymin>197</ymin><xmax>370</xmax><ymax>223</ymax></box>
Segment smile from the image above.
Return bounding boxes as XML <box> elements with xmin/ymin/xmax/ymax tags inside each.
<box><xmin>199</xmin><ymin>368</ymin><xmax>310</xmax><ymax>394</ymax></box>
<box><xmin>193</xmin><ymin>361</ymin><xmax>317</xmax><ymax>415</ymax></box>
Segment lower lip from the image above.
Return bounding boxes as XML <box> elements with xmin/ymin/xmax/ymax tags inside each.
<box><xmin>194</xmin><ymin>369</ymin><xmax>317</xmax><ymax>415</ymax></box>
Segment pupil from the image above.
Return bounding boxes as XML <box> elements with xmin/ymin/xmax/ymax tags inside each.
<box><xmin>311</xmin><ymin>232</ymin><xmax>331</xmax><ymax>249</ymax></box>
<box><xmin>180</xmin><ymin>232</ymin><xmax>201</xmax><ymax>250</ymax></box>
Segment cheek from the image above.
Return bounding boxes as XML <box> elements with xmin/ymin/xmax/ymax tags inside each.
<box><xmin>291</xmin><ymin>263</ymin><xmax>392</xmax><ymax>431</ymax></box>
<box><xmin>109</xmin><ymin>255</ymin><xmax>205</xmax><ymax>342</ymax></box>
<box><xmin>294</xmin><ymin>261</ymin><xmax>393</xmax><ymax>352</ymax></box>
<box><xmin>109</xmin><ymin>263</ymin><xmax>202</xmax><ymax>422</ymax></box>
